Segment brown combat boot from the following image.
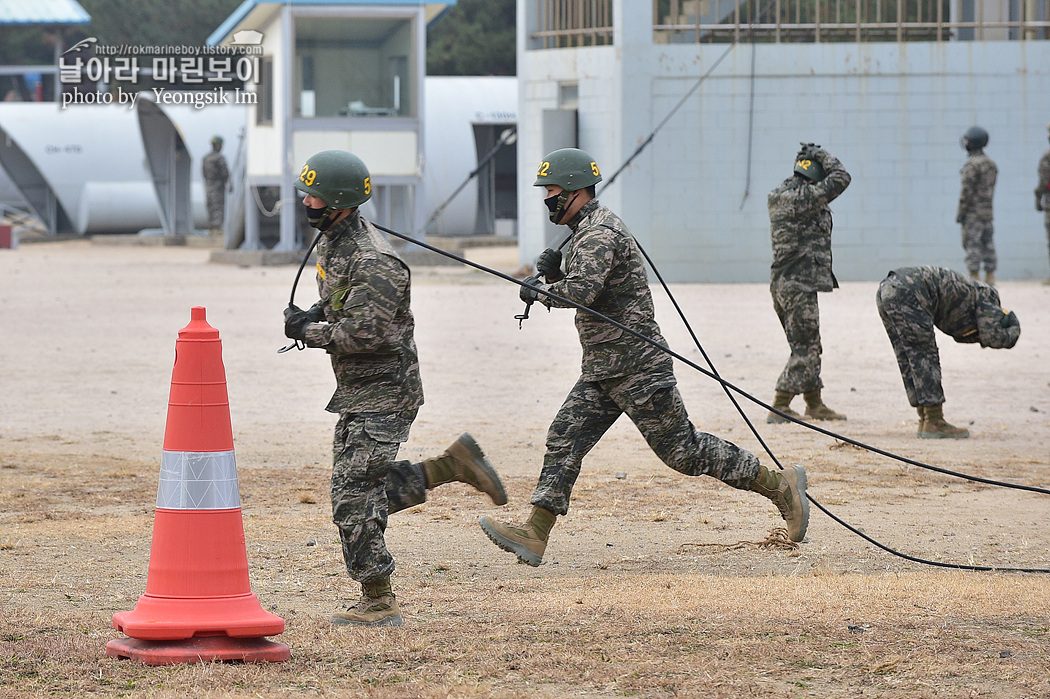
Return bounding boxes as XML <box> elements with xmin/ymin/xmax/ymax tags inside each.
<box><xmin>803</xmin><ymin>389</ymin><xmax>846</xmax><ymax>421</ymax></box>
<box><xmin>478</xmin><ymin>506</ymin><xmax>556</xmax><ymax>566</ymax></box>
<box><xmin>984</xmin><ymin>271</ymin><xmax>995</xmax><ymax>286</ymax></box>
<box><xmin>915</xmin><ymin>406</ymin><xmax>926</xmax><ymax>437</ymax></box>
<box><xmin>423</xmin><ymin>433</ymin><xmax>507</xmax><ymax>505</ymax></box>
<box><xmin>767</xmin><ymin>391</ymin><xmax>803</xmax><ymax>424</ymax></box>
<box><xmin>917</xmin><ymin>405</ymin><xmax>969</xmax><ymax>439</ymax></box>
<box><xmin>749</xmin><ymin>464</ymin><xmax>810</xmax><ymax>542</ymax></box>
<box><xmin>331</xmin><ymin>578</ymin><xmax>403</xmax><ymax>627</ymax></box>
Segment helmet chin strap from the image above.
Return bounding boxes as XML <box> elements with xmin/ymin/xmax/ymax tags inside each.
<box><xmin>305</xmin><ymin>204</ymin><xmax>340</xmax><ymax>231</ymax></box>
<box><xmin>550</xmin><ymin>190</ymin><xmax>581</xmax><ymax>225</ymax></box>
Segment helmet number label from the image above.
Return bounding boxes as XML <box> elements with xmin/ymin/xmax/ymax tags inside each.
<box><xmin>299</xmin><ymin>164</ymin><xmax>317</xmax><ymax>187</ymax></box>
<box><xmin>590</xmin><ymin>161</ymin><xmax>600</xmax><ymax>176</ymax></box>
<box><xmin>537</xmin><ymin>161</ymin><xmax>550</xmax><ymax>178</ymax></box>
<box><xmin>795</xmin><ymin>159</ymin><xmax>812</xmax><ymax>171</ymax></box>
<box><xmin>363</xmin><ymin>177</ymin><xmax>371</xmax><ymax>195</ymax></box>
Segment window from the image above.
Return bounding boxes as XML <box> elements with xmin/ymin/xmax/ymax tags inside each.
<box><xmin>294</xmin><ymin>16</ymin><xmax>415</xmax><ymax>118</ymax></box>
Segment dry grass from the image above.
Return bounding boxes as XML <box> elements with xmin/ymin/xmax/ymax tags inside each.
<box><xmin>2</xmin><ymin>455</ymin><xmax>1049</xmax><ymax>699</ymax></box>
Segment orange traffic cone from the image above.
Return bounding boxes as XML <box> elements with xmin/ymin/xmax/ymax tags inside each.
<box><xmin>107</xmin><ymin>306</ymin><xmax>289</xmax><ymax>665</ymax></box>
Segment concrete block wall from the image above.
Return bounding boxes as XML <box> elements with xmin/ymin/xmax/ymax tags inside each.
<box><xmin>516</xmin><ymin>0</ymin><xmax>1050</xmax><ymax>282</ymax></box>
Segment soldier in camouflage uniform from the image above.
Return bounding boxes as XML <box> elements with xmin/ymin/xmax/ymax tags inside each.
<box><xmin>957</xmin><ymin>127</ymin><xmax>998</xmax><ymax>285</ymax></box>
<box><xmin>1035</xmin><ymin>122</ymin><xmax>1050</xmax><ymax>285</ymax></box>
<box><xmin>478</xmin><ymin>148</ymin><xmax>811</xmax><ymax>568</ymax></box>
<box><xmin>875</xmin><ymin>265</ymin><xmax>1020</xmax><ymax>439</ymax></box>
<box><xmin>284</xmin><ymin>150</ymin><xmax>507</xmax><ymax>627</ymax></box>
<box><xmin>766</xmin><ymin>143</ymin><xmax>851</xmax><ymax>424</ymax></box>
<box><xmin>201</xmin><ymin>136</ymin><xmax>229</xmax><ymax>236</ymax></box>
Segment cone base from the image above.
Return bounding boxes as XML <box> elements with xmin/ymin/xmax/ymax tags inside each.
<box><xmin>113</xmin><ymin>592</ymin><xmax>285</xmax><ymax>640</ymax></box>
<box><xmin>106</xmin><ymin>636</ymin><xmax>290</xmax><ymax>666</ymax></box>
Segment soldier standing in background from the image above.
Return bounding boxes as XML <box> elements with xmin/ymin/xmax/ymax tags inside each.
<box><xmin>478</xmin><ymin>148</ymin><xmax>811</xmax><ymax>569</ymax></box>
<box><xmin>1036</xmin><ymin>122</ymin><xmax>1050</xmax><ymax>285</ymax></box>
<box><xmin>202</xmin><ymin>136</ymin><xmax>229</xmax><ymax>236</ymax></box>
<box><xmin>283</xmin><ymin>150</ymin><xmax>507</xmax><ymax>627</ymax></box>
<box><xmin>766</xmin><ymin>143</ymin><xmax>851</xmax><ymax>425</ymax></box>
<box><xmin>875</xmin><ymin>266</ymin><xmax>1020</xmax><ymax>439</ymax></box>
<box><xmin>957</xmin><ymin>126</ymin><xmax>998</xmax><ymax>285</ymax></box>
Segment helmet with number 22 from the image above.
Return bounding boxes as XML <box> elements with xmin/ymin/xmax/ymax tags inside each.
<box><xmin>534</xmin><ymin>148</ymin><xmax>602</xmax><ymax>192</ymax></box>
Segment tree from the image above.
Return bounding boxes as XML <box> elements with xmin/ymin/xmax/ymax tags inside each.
<box><xmin>427</xmin><ymin>0</ymin><xmax>515</xmax><ymax>76</ymax></box>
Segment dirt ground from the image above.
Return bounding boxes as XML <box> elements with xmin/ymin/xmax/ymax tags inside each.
<box><xmin>1</xmin><ymin>239</ymin><xmax>1049</xmax><ymax>698</ymax></box>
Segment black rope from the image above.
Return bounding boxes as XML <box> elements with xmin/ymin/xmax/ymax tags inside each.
<box><xmin>367</xmin><ymin>222</ymin><xmax>1050</xmax><ymax>574</ymax></box>
<box><xmin>277</xmin><ymin>230</ymin><xmax>323</xmax><ymax>354</ymax></box>
<box><xmin>632</xmin><ymin>238</ymin><xmax>1050</xmax><ymax>574</ymax></box>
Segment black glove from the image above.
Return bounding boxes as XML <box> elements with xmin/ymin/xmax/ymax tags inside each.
<box><xmin>305</xmin><ymin>302</ymin><xmax>326</xmax><ymax>323</ymax></box>
<box><xmin>535</xmin><ymin>248</ymin><xmax>564</xmax><ymax>281</ymax></box>
<box><xmin>1001</xmin><ymin>310</ymin><xmax>1019</xmax><ymax>329</ymax></box>
<box><xmin>284</xmin><ymin>304</ymin><xmax>311</xmax><ymax>341</ymax></box>
<box><xmin>797</xmin><ymin>142</ymin><xmax>821</xmax><ymax>160</ymax></box>
<box><xmin>519</xmin><ymin>275</ymin><xmax>542</xmax><ymax>304</ymax></box>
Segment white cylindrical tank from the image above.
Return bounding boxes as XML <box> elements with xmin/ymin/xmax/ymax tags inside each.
<box><xmin>0</xmin><ymin>102</ymin><xmax>158</xmax><ymax>234</ymax></box>
<box><xmin>0</xmin><ymin>100</ymin><xmax>246</xmax><ymax>235</ymax></box>
<box><xmin>423</xmin><ymin>76</ymin><xmax>517</xmax><ymax>235</ymax></box>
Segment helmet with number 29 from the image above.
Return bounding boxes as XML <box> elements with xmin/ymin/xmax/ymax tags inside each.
<box><xmin>534</xmin><ymin>148</ymin><xmax>602</xmax><ymax>192</ymax></box>
<box><xmin>294</xmin><ymin>150</ymin><xmax>372</xmax><ymax>209</ymax></box>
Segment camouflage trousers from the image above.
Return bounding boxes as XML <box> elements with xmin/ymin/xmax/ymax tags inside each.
<box><xmin>331</xmin><ymin>410</ymin><xmax>426</xmax><ymax>583</ymax></box>
<box><xmin>770</xmin><ymin>284</ymin><xmax>824</xmax><ymax>395</ymax></box>
<box><xmin>875</xmin><ymin>274</ymin><xmax>945</xmax><ymax>407</ymax></box>
<box><xmin>205</xmin><ymin>182</ymin><xmax>226</xmax><ymax>228</ymax></box>
<box><xmin>1045</xmin><ymin>209</ymin><xmax>1050</xmax><ymax>265</ymax></box>
<box><xmin>531</xmin><ymin>372</ymin><xmax>760</xmax><ymax>516</ymax></box>
<box><xmin>961</xmin><ymin>215</ymin><xmax>996</xmax><ymax>274</ymax></box>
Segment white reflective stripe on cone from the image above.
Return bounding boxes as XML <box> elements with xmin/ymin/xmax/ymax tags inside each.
<box><xmin>158</xmin><ymin>450</ymin><xmax>241</xmax><ymax>510</ymax></box>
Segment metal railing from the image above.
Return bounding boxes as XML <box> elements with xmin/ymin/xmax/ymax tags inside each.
<box><xmin>531</xmin><ymin>0</ymin><xmax>614</xmax><ymax>48</ymax></box>
<box><xmin>653</xmin><ymin>0</ymin><xmax>1050</xmax><ymax>44</ymax></box>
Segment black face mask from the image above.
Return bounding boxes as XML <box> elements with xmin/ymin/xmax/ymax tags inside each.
<box><xmin>305</xmin><ymin>203</ymin><xmax>336</xmax><ymax>230</ymax></box>
<box><xmin>544</xmin><ymin>191</ymin><xmax>578</xmax><ymax>225</ymax></box>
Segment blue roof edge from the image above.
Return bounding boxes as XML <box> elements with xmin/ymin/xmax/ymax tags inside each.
<box><xmin>206</xmin><ymin>0</ymin><xmax>257</xmax><ymax>46</ymax></box>
<box><xmin>0</xmin><ymin>0</ymin><xmax>91</xmax><ymax>25</ymax></box>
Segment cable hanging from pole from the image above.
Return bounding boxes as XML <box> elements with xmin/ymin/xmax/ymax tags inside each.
<box><xmin>597</xmin><ymin>43</ymin><xmax>735</xmax><ymax>195</ymax></box>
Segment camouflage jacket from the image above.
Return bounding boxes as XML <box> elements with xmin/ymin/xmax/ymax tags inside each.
<box><xmin>957</xmin><ymin>151</ymin><xmax>997</xmax><ymax>222</ymax></box>
<box><xmin>303</xmin><ymin>210</ymin><xmax>424</xmax><ymax>414</ymax></box>
<box><xmin>1037</xmin><ymin>149</ymin><xmax>1050</xmax><ymax>203</ymax></box>
<box><xmin>887</xmin><ymin>266</ymin><xmax>1020</xmax><ymax>348</ymax></box>
<box><xmin>767</xmin><ymin>149</ymin><xmax>851</xmax><ymax>293</ymax></box>
<box><xmin>202</xmin><ymin>152</ymin><xmax>228</xmax><ymax>184</ymax></box>
<box><xmin>540</xmin><ymin>199</ymin><xmax>672</xmax><ymax>381</ymax></box>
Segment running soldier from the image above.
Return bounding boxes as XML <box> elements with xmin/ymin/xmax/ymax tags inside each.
<box><xmin>957</xmin><ymin>127</ymin><xmax>998</xmax><ymax>285</ymax></box>
<box><xmin>202</xmin><ymin>136</ymin><xmax>229</xmax><ymax>236</ymax></box>
<box><xmin>1036</xmin><ymin>122</ymin><xmax>1050</xmax><ymax>285</ymax></box>
<box><xmin>283</xmin><ymin>150</ymin><xmax>507</xmax><ymax>627</ymax></box>
<box><xmin>766</xmin><ymin>143</ymin><xmax>851</xmax><ymax>424</ymax></box>
<box><xmin>875</xmin><ymin>266</ymin><xmax>1020</xmax><ymax>439</ymax></box>
<box><xmin>478</xmin><ymin>148</ymin><xmax>811</xmax><ymax>568</ymax></box>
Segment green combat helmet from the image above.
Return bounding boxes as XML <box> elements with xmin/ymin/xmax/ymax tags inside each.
<box><xmin>793</xmin><ymin>142</ymin><xmax>826</xmax><ymax>182</ymax></box>
<box><xmin>961</xmin><ymin>126</ymin><xmax>989</xmax><ymax>152</ymax></box>
<box><xmin>294</xmin><ymin>149</ymin><xmax>372</xmax><ymax>209</ymax></box>
<box><xmin>534</xmin><ymin>147</ymin><xmax>602</xmax><ymax>192</ymax></box>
